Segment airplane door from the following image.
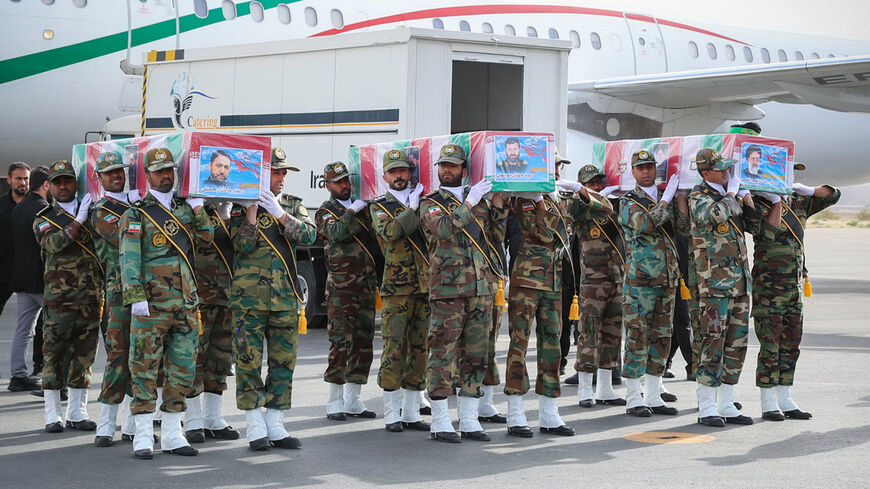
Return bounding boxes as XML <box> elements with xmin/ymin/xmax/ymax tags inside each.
<box><xmin>622</xmin><ymin>13</ymin><xmax>668</xmax><ymax>75</ymax></box>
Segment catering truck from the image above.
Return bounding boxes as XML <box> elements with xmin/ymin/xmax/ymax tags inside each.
<box><xmin>122</xmin><ymin>27</ymin><xmax>570</xmax><ymax>326</ymax></box>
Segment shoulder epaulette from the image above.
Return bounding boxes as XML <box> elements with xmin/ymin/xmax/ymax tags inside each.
<box><xmin>131</xmin><ymin>200</ymin><xmax>145</xmax><ymax>208</ymax></box>
<box><xmin>423</xmin><ymin>190</ymin><xmax>441</xmax><ymax>199</ymax></box>
<box><xmin>35</xmin><ymin>205</ymin><xmax>51</xmax><ymax>217</ymax></box>
<box><xmin>279</xmin><ymin>193</ymin><xmax>302</xmax><ymax>203</ymax></box>
<box><xmin>372</xmin><ymin>195</ymin><xmax>387</xmax><ymax>203</ymax></box>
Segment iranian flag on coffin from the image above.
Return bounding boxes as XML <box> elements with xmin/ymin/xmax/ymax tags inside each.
<box><xmin>592</xmin><ymin>137</ymin><xmax>683</xmax><ymax>191</ymax></box>
<box><xmin>71</xmin><ymin>137</ymin><xmax>145</xmax><ymax>201</ymax></box>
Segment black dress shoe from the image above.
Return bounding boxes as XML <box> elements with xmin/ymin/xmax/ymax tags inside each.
<box><xmin>385</xmin><ymin>421</ymin><xmax>403</xmax><ymax>432</ymax></box>
<box><xmin>507</xmin><ymin>425</ymin><xmax>533</xmax><ymax>438</ymax></box>
<box><xmin>121</xmin><ymin>433</ymin><xmax>160</xmax><ymax>443</ymax></box>
<box><xmin>419</xmin><ymin>406</ymin><xmax>432</xmax><ymax>416</ymax></box>
<box><xmin>762</xmin><ymin>410</ymin><xmax>785</xmax><ymax>421</ymax></box>
<box><xmin>134</xmin><ymin>449</ymin><xmax>153</xmax><ymax>460</ymax></box>
<box><xmin>164</xmin><ymin>445</ymin><xmax>198</xmax><ymax>456</ymax></box>
<box><xmin>661</xmin><ymin>392</ymin><xmax>678</xmax><ymax>402</ymax></box>
<box><xmin>540</xmin><ymin>425</ymin><xmax>575</xmax><ymax>436</ymax></box>
<box><xmin>698</xmin><ymin>416</ymin><xmax>725</xmax><ymax>427</ymax></box>
<box><xmin>724</xmin><ymin>414</ymin><xmax>754</xmax><ymax>425</ymax></box>
<box><xmin>346</xmin><ymin>410</ymin><xmax>376</xmax><ymax>419</ymax></box>
<box><xmin>94</xmin><ymin>436</ymin><xmax>113</xmax><ymax>447</ymax></box>
<box><xmin>783</xmin><ymin>409</ymin><xmax>813</xmax><ymax>420</ymax></box>
<box><xmin>45</xmin><ymin>421</ymin><xmax>64</xmax><ymax>433</ymax></box>
<box><xmin>564</xmin><ymin>373</ymin><xmax>579</xmax><ymax>385</ymax></box>
<box><xmin>66</xmin><ymin>419</ymin><xmax>97</xmax><ymax>431</ymax></box>
<box><xmin>185</xmin><ymin>428</ymin><xmax>206</xmax><ymax>443</ymax></box>
<box><xmin>402</xmin><ymin>421</ymin><xmax>430</xmax><ymax>431</ymax></box>
<box><xmin>686</xmin><ymin>366</ymin><xmax>696</xmax><ymax>381</ymax></box>
<box><xmin>31</xmin><ymin>365</ymin><xmax>43</xmax><ymax>378</ymax></box>
<box><xmin>663</xmin><ymin>368</ymin><xmax>675</xmax><ymax>379</ymax></box>
<box><xmin>734</xmin><ymin>401</ymin><xmax>743</xmax><ymax>410</ymax></box>
<box><xmin>478</xmin><ymin>414</ymin><xmax>507</xmax><ymax>424</ymax></box>
<box><xmin>205</xmin><ymin>426</ymin><xmax>240</xmax><ymax>440</ymax></box>
<box><xmin>650</xmin><ymin>405</ymin><xmax>679</xmax><ymax>416</ymax></box>
<box><xmin>249</xmin><ymin>437</ymin><xmax>270</xmax><ymax>451</ymax></box>
<box><xmin>626</xmin><ymin>406</ymin><xmax>652</xmax><ymax>417</ymax></box>
<box><xmin>270</xmin><ymin>436</ymin><xmax>302</xmax><ymax>449</ymax></box>
<box><xmin>461</xmin><ymin>430</ymin><xmax>491</xmax><ymax>441</ymax></box>
<box><xmin>578</xmin><ymin>399</ymin><xmax>594</xmax><ymax>408</ymax></box>
<box><xmin>8</xmin><ymin>376</ymin><xmax>41</xmax><ymax>392</ymax></box>
<box><xmin>431</xmin><ymin>431</ymin><xmax>461</xmax><ymax>443</ymax></box>
<box><xmin>595</xmin><ymin>398</ymin><xmax>627</xmax><ymax>406</ymax></box>
<box><xmin>327</xmin><ymin>412</ymin><xmax>347</xmax><ymax>421</ymax></box>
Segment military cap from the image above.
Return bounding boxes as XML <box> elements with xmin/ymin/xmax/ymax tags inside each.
<box><xmin>554</xmin><ymin>146</ymin><xmax>571</xmax><ymax>165</ymax></box>
<box><xmin>95</xmin><ymin>151</ymin><xmax>128</xmax><ymax>173</ymax></box>
<box><xmin>143</xmin><ymin>147</ymin><xmax>178</xmax><ymax>171</ymax></box>
<box><xmin>729</xmin><ymin>122</ymin><xmax>762</xmax><ymax>135</ymax></box>
<box><xmin>694</xmin><ymin>148</ymin><xmax>736</xmax><ymax>172</ymax></box>
<box><xmin>48</xmin><ymin>160</ymin><xmax>76</xmax><ymax>182</ymax></box>
<box><xmin>323</xmin><ymin>161</ymin><xmax>355</xmax><ymax>182</ymax></box>
<box><xmin>577</xmin><ymin>164</ymin><xmax>605</xmax><ymax>184</ymax></box>
<box><xmin>794</xmin><ymin>161</ymin><xmax>806</xmax><ymax>171</ymax></box>
<box><xmin>435</xmin><ymin>144</ymin><xmax>467</xmax><ymax>166</ymax></box>
<box><xmin>383</xmin><ymin>148</ymin><xmax>411</xmax><ymax>171</ymax></box>
<box><xmin>271</xmin><ymin>147</ymin><xmax>300</xmax><ymax>172</ymax></box>
<box><xmin>630</xmin><ymin>150</ymin><xmax>656</xmax><ymax>167</ymax></box>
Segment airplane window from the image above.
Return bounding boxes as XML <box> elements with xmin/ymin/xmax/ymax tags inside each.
<box><xmin>221</xmin><ymin>0</ymin><xmax>236</xmax><ymax>20</ymax></box>
<box><xmin>591</xmin><ymin>32</ymin><xmax>601</xmax><ymax>50</ymax></box>
<box><xmin>638</xmin><ymin>37</ymin><xmax>645</xmax><ymax>46</ymax></box>
<box><xmin>707</xmin><ymin>43</ymin><xmax>717</xmax><ymax>60</ymax></box>
<box><xmin>482</xmin><ymin>22</ymin><xmax>493</xmax><ymax>34</ymax></box>
<box><xmin>569</xmin><ymin>30</ymin><xmax>580</xmax><ymax>48</ymax></box>
<box><xmin>761</xmin><ymin>48</ymin><xmax>770</xmax><ymax>63</ymax></box>
<box><xmin>725</xmin><ymin>44</ymin><xmax>735</xmax><ymax>61</ymax></box>
<box><xmin>330</xmin><ymin>9</ymin><xmax>343</xmax><ymax>29</ymax></box>
<box><xmin>527</xmin><ymin>26</ymin><xmax>538</xmax><ymax>38</ymax></box>
<box><xmin>304</xmin><ymin>6</ymin><xmax>317</xmax><ymax>26</ymax></box>
<box><xmin>778</xmin><ymin>49</ymin><xmax>787</xmax><ymax>62</ymax></box>
<box><xmin>743</xmin><ymin>46</ymin><xmax>753</xmax><ymax>62</ymax></box>
<box><xmin>611</xmin><ymin>34</ymin><xmax>622</xmax><ymax>52</ymax></box>
<box><xmin>432</xmin><ymin>18</ymin><xmax>444</xmax><ymax>29</ymax></box>
<box><xmin>277</xmin><ymin>4</ymin><xmax>291</xmax><ymax>24</ymax></box>
<box><xmin>548</xmin><ymin>28</ymin><xmax>559</xmax><ymax>40</ymax></box>
<box><xmin>73</xmin><ymin>0</ymin><xmax>86</xmax><ymax>7</ymax></box>
<box><xmin>810</xmin><ymin>52</ymin><xmax>820</xmax><ymax>59</ymax></box>
<box><xmin>795</xmin><ymin>51</ymin><xmax>804</xmax><ymax>61</ymax></box>
<box><xmin>460</xmin><ymin>20</ymin><xmax>470</xmax><ymax>32</ymax></box>
<box><xmin>828</xmin><ymin>54</ymin><xmax>836</xmax><ymax>58</ymax></box>
<box><xmin>41</xmin><ymin>0</ymin><xmax>55</xmax><ymax>5</ymax></box>
<box><xmin>688</xmin><ymin>41</ymin><xmax>698</xmax><ymax>58</ymax></box>
<box><xmin>194</xmin><ymin>0</ymin><xmax>208</xmax><ymax>18</ymax></box>
<box><xmin>250</xmin><ymin>1</ymin><xmax>264</xmax><ymax>22</ymax></box>
<box><xmin>505</xmin><ymin>24</ymin><xmax>516</xmax><ymax>36</ymax></box>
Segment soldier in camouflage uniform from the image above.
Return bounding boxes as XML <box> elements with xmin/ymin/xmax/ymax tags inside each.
<box><xmin>418</xmin><ymin>144</ymin><xmax>507</xmax><ymax>443</ymax></box>
<box><xmin>34</xmin><ymin>160</ymin><xmax>104</xmax><ymax>433</ymax></box>
<box><xmin>688</xmin><ymin>148</ymin><xmax>756</xmax><ymax>427</ymax></box>
<box><xmin>229</xmin><ymin>148</ymin><xmax>316</xmax><ymax>451</ymax></box>
<box><xmin>316</xmin><ymin>161</ymin><xmax>381</xmax><ymax>421</ymax></box>
<box><xmin>751</xmin><ymin>168</ymin><xmax>840</xmax><ymax>421</ymax></box>
<box><xmin>183</xmin><ymin>197</ymin><xmax>241</xmax><ymax>444</ymax></box>
<box><xmin>89</xmin><ymin>151</ymin><xmax>143</xmax><ymax>446</ymax></box>
<box><xmin>618</xmin><ymin>150</ymin><xmax>688</xmax><ymax>417</ymax></box>
<box><xmin>119</xmin><ymin>147</ymin><xmax>213</xmax><ymax>459</ymax></box>
<box><xmin>369</xmin><ymin>149</ymin><xmax>430</xmax><ymax>432</ymax></box>
<box><xmin>571</xmin><ymin>165</ymin><xmax>627</xmax><ymax>408</ymax></box>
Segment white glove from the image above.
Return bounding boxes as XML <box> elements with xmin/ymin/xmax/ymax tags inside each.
<box><xmin>754</xmin><ymin>191</ymin><xmax>781</xmax><ymax>203</ymax></box>
<box><xmin>555</xmin><ymin>179</ymin><xmax>583</xmax><ymax>192</ymax></box>
<box><xmin>258</xmin><ymin>188</ymin><xmax>284</xmax><ymax>219</ymax></box>
<box><xmin>186</xmin><ymin>197</ymin><xmax>205</xmax><ymax>209</ymax></box>
<box><xmin>600</xmin><ymin>185</ymin><xmax>620</xmax><ymax>197</ymax></box>
<box><xmin>131</xmin><ymin>300</ymin><xmax>150</xmax><ymax>317</ymax></box>
<box><xmin>792</xmin><ymin>183</ymin><xmax>814</xmax><ymax>196</ymax></box>
<box><xmin>408</xmin><ymin>183</ymin><xmax>425</xmax><ymax>210</ymax></box>
<box><xmin>348</xmin><ymin>200</ymin><xmax>368</xmax><ymax>214</ymax></box>
<box><xmin>532</xmin><ymin>194</ymin><xmax>544</xmax><ymax>203</ymax></box>
<box><xmin>661</xmin><ymin>174</ymin><xmax>680</xmax><ymax>203</ymax></box>
<box><xmin>465</xmin><ymin>179</ymin><xmax>492</xmax><ymax>207</ymax></box>
<box><xmin>127</xmin><ymin>189</ymin><xmax>142</xmax><ymax>204</ymax></box>
<box><xmin>726</xmin><ymin>174</ymin><xmax>741</xmax><ymax>195</ymax></box>
<box><xmin>75</xmin><ymin>194</ymin><xmax>93</xmax><ymax>224</ymax></box>
<box><xmin>216</xmin><ymin>201</ymin><xmax>233</xmax><ymax>220</ymax></box>
<box><xmin>737</xmin><ymin>189</ymin><xmax>750</xmax><ymax>199</ymax></box>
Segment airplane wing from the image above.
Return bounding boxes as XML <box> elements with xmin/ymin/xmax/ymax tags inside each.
<box><xmin>569</xmin><ymin>55</ymin><xmax>870</xmax><ymax>113</ymax></box>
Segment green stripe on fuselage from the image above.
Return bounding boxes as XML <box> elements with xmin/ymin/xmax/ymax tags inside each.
<box><xmin>0</xmin><ymin>0</ymin><xmax>296</xmax><ymax>85</ymax></box>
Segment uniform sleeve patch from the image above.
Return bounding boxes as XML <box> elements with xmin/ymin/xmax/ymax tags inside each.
<box><xmin>128</xmin><ymin>221</ymin><xmax>141</xmax><ymax>233</ymax></box>
<box><xmin>37</xmin><ymin>221</ymin><xmax>51</xmax><ymax>232</ymax></box>
<box><xmin>428</xmin><ymin>206</ymin><xmax>442</xmax><ymax>215</ymax></box>
<box><xmin>104</xmin><ymin>214</ymin><xmax>119</xmax><ymax>223</ymax></box>
<box><xmin>322</xmin><ymin>214</ymin><xmax>336</xmax><ymax>222</ymax></box>
<box><xmin>298</xmin><ymin>207</ymin><xmax>309</xmax><ymax>217</ymax></box>
<box><xmin>375</xmin><ymin>210</ymin><xmax>388</xmax><ymax>218</ymax></box>
<box><xmin>521</xmin><ymin>202</ymin><xmax>535</xmax><ymax>212</ymax></box>
<box><xmin>231</xmin><ymin>207</ymin><xmax>242</xmax><ymax>217</ymax></box>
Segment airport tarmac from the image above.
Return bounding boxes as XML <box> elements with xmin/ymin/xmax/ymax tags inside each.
<box><xmin>0</xmin><ymin>228</ymin><xmax>868</xmax><ymax>488</ymax></box>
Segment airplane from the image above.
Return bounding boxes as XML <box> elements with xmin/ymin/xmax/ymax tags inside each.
<box><xmin>3</xmin><ymin>0</ymin><xmax>870</xmax><ymax>186</ymax></box>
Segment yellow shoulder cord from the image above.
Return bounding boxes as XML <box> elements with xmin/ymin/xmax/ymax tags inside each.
<box><xmin>758</xmin><ymin>200</ymin><xmax>811</xmax><ymax>297</ymax></box>
<box><xmin>323</xmin><ymin>205</ymin><xmax>382</xmax><ymax>310</ymax></box>
<box><xmin>41</xmin><ymin>213</ymin><xmax>106</xmax><ymax>277</ymax></box>
<box><xmin>257</xmin><ymin>215</ymin><xmax>308</xmax><ymax>333</ymax></box>
<box><xmin>545</xmin><ymin>197</ymin><xmax>579</xmax><ymax>320</ymax></box>
<box><xmin>209</xmin><ymin>207</ymin><xmax>234</xmax><ymax>279</ymax></box>
<box><xmin>627</xmin><ymin>196</ymin><xmax>692</xmax><ymax>299</ymax></box>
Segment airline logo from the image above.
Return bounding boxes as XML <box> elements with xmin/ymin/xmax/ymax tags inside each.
<box><xmin>170</xmin><ymin>73</ymin><xmax>217</xmax><ymax>130</ymax></box>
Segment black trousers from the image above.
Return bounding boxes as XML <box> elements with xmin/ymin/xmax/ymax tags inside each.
<box><xmin>667</xmin><ymin>293</ymin><xmax>692</xmax><ymax>368</ymax></box>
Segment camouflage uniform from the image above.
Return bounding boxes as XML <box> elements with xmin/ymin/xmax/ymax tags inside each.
<box><xmin>229</xmin><ymin>195</ymin><xmax>316</xmax><ymax>410</ymax></box>
<box><xmin>505</xmin><ymin>191</ymin><xmax>611</xmax><ymax>398</ymax></box>
<box><xmin>752</xmin><ymin>188</ymin><xmax>840</xmax><ymax>387</ymax></box>
<box><xmin>120</xmin><ymin>192</ymin><xmax>214</xmax><ymax>414</ymax></box>
<box><xmin>419</xmin><ymin>187</ymin><xmax>507</xmax><ymax>399</ymax></box>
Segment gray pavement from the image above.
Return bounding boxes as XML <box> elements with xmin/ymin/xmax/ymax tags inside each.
<box><xmin>0</xmin><ymin>228</ymin><xmax>868</xmax><ymax>488</ymax></box>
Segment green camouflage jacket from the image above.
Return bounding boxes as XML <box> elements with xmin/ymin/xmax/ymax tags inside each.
<box><xmin>418</xmin><ymin>188</ymin><xmax>508</xmax><ymax>300</ymax></box>
<box><xmin>315</xmin><ymin>197</ymin><xmax>379</xmax><ymax>290</ymax></box>
<box><xmin>195</xmin><ymin>203</ymin><xmax>234</xmax><ymax>307</ymax></box>
<box><xmin>570</xmin><ymin>194</ymin><xmax>623</xmax><ymax>285</ymax></box>
<box><xmin>119</xmin><ymin>193</ymin><xmax>214</xmax><ymax>311</ymax></box>
<box><xmin>34</xmin><ymin>201</ymin><xmax>104</xmax><ymax>307</ymax></box>
<box><xmin>619</xmin><ymin>185</ymin><xmax>690</xmax><ymax>288</ymax></box>
<box><xmin>229</xmin><ymin>195</ymin><xmax>316</xmax><ymax>312</ymax></box>
<box><xmin>90</xmin><ymin>196</ymin><xmax>131</xmax><ymax>298</ymax></box>
<box><xmin>369</xmin><ymin>192</ymin><xmax>429</xmax><ymax>296</ymax></box>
